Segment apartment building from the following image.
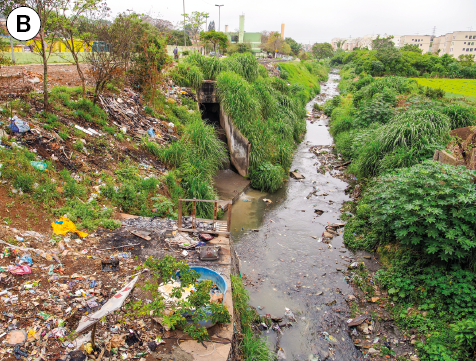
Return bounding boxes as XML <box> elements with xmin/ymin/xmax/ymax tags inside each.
<box><xmin>399</xmin><ymin>35</ymin><xmax>432</xmax><ymax>53</ymax></box>
<box><xmin>332</xmin><ymin>34</ymin><xmax>401</xmax><ymax>51</ymax></box>
<box><xmin>446</xmin><ymin>31</ymin><xmax>476</xmax><ymax>58</ymax></box>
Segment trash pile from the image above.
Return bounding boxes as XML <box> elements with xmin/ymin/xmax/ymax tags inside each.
<box><xmin>98</xmin><ymin>89</ymin><xmax>172</xmax><ymax>144</ymax></box>
<box><xmin>0</xmin><ymin>211</ymin><xmax>229</xmax><ymax>361</ymax></box>
<box><xmin>259</xmin><ymin>62</ymin><xmax>280</xmax><ymax>77</ymax></box>
<box><xmin>159</xmin><ymin>80</ymin><xmax>197</xmax><ymax>106</ymax></box>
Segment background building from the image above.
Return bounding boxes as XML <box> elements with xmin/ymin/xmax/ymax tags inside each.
<box><xmin>332</xmin><ymin>31</ymin><xmax>476</xmax><ymax>60</ymax></box>
<box><xmin>225</xmin><ymin>15</ymin><xmax>262</xmax><ymax>53</ymax></box>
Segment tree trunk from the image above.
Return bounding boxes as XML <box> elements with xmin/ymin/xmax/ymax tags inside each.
<box><xmin>69</xmin><ymin>32</ymin><xmax>86</xmax><ymax>97</ymax></box>
<box><xmin>40</xmin><ymin>29</ymin><xmax>49</xmax><ymax>113</ymax></box>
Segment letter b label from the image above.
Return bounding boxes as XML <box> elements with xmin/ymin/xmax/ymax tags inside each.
<box><xmin>7</xmin><ymin>7</ymin><xmax>41</xmax><ymax>41</ymax></box>
<box><xmin>17</xmin><ymin>15</ymin><xmax>31</xmax><ymax>32</ymax></box>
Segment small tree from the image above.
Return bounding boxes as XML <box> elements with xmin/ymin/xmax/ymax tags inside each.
<box><xmin>6</xmin><ymin>0</ymin><xmax>62</xmax><ymax>112</ymax></box>
<box><xmin>199</xmin><ymin>30</ymin><xmax>228</xmax><ymax>56</ymax></box>
<box><xmin>372</xmin><ymin>35</ymin><xmax>395</xmax><ymax>50</ymax></box>
<box><xmin>55</xmin><ymin>0</ymin><xmax>109</xmax><ymax>96</ymax></box>
<box><xmin>85</xmin><ymin>22</ymin><xmax>125</xmax><ymax>104</ymax></box>
<box><xmin>181</xmin><ymin>11</ymin><xmax>208</xmax><ymax>44</ymax></box>
<box><xmin>311</xmin><ymin>42</ymin><xmax>333</xmax><ymax>60</ymax></box>
<box><xmin>400</xmin><ymin>44</ymin><xmax>422</xmax><ymax>53</ymax></box>
<box><xmin>285</xmin><ymin>37</ymin><xmax>302</xmax><ymax>57</ymax></box>
<box><xmin>260</xmin><ymin>31</ymin><xmax>286</xmax><ymax>58</ymax></box>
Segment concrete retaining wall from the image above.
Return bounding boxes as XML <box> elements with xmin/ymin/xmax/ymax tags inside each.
<box><xmin>219</xmin><ymin>105</ymin><xmax>251</xmax><ymax>177</ymax></box>
<box><xmin>433</xmin><ymin>150</ymin><xmax>466</xmax><ymax>166</ymax></box>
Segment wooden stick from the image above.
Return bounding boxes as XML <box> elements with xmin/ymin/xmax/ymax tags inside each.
<box><xmin>178</xmin><ymin>198</ymin><xmax>182</xmax><ymax>229</ymax></box>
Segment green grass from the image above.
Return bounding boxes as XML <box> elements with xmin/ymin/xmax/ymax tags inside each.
<box><xmin>1</xmin><ymin>52</ymin><xmax>89</xmax><ymax>65</ymax></box>
<box><xmin>413</xmin><ymin>78</ymin><xmax>476</xmax><ymax>99</ymax></box>
<box><xmin>278</xmin><ymin>61</ymin><xmax>325</xmax><ymax>100</ymax></box>
<box><xmin>231</xmin><ymin>275</ymin><xmax>275</xmax><ymax>360</ymax></box>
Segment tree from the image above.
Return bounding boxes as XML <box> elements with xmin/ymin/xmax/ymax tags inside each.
<box><xmin>400</xmin><ymin>44</ymin><xmax>422</xmax><ymax>53</ymax></box>
<box><xmin>85</xmin><ymin>22</ymin><xmax>125</xmax><ymax>104</ymax></box>
<box><xmin>285</xmin><ymin>37</ymin><xmax>302</xmax><ymax>56</ymax></box>
<box><xmin>165</xmin><ymin>30</ymin><xmax>192</xmax><ymax>46</ymax></box>
<box><xmin>372</xmin><ymin>35</ymin><xmax>395</xmax><ymax>50</ymax></box>
<box><xmin>181</xmin><ymin>11</ymin><xmax>208</xmax><ymax>44</ymax></box>
<box><xmin>199</xmin><ymin>30</ymin><xmax>228</xmax><ymax>55</ymax></box>
<box><xmin>208</xmin><ymin>20</ymin><xmax>215</xmax><ymax>31</ymax></box>
<box><xmin>6</xmin><ymin>0</ymin><xmax>63</xmax><ymax>112</ymax></box>
<box><xmin>141</xmin><ymin>15</ymin><xmax>173</xmax><ymax>33</ymax></box>
<box><xmin>458</xmin><ymin>54</ymin><xmax>475</xmax><ymax>67</ymax></box>
<box><xmin>260</xmin><ymin>31</ymin><xmax>286</xmax><ymax>58</ymax></box>
<box><xmin>376</xmin><ymin>46</ymin><xmax>401</xmax><ymax>65</ymax></box>
<box><xmin>55</xmin><ymin>0</ymin><xmax>109</xmax><ymax>96</ymax></box>
<box><xmin>312</xmin><ymin>42</ymin><xmax>333</xmax><ymax>60</ymax></box>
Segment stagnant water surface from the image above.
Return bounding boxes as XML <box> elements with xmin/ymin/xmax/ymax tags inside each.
<box><xmin>228</xmin><ymin>71</ymin><xmax>362</xmax><ymax>360</ymax></box>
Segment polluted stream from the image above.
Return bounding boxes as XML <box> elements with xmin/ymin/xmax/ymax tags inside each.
<box><xmin>227</xmin><ymin>71</ymin><xmax>362</xmax><ymax>360</ymax></box>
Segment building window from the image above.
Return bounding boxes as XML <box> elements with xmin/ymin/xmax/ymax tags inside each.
<box><xmin>473</xmin><ymin>42</ymin><xmax>475</xmax><ymax>45</ymax></box>
<box><xmin>463</xmin><ymin>48</ymin><xmax>465</xmax><ymax>51</ymax></box>
<box><xmin>464</xmin><ymin>42</ymin><xmax>467</xmax><ymax>44</ymax></box>
<box><xmin>466</xmin><ymin>35</ymin><xmax>468</xmax><ymax>38</ymax></box>
<box><xmin>470</xmin><ymin>36</ymin><xmax>473</xmax><ymax>39</ymax></box>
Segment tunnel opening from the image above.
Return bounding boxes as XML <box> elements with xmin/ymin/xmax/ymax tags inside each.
<box><xmin>200</xmin><ymin>102</ymin><xmax>237</xmax><ymax>172</ymax></box>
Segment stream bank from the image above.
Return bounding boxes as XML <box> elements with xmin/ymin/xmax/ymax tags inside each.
<box><xmin>226</xmin><ymin>70</ymin><xmax>419</xmax><ymax>361</ymax></box>
<box><xmin>227</xmin><ymin>71</ymin><xmax>362</xmax><ymax>360</ymax></box>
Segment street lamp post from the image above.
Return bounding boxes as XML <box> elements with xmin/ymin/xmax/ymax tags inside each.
<box><xmin>215</xmin><ymin>4</ymin><xmax>223</xmax><ymax>32</ymax></box>
<box><xmin>183</xmin><ymin>0</ymin><xmax>186</xmax><ymax>47</ymax></box>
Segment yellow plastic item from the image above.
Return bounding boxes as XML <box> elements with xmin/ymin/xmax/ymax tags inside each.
<box><xmin>51</xmin><ymin>217</ymin><xmax>88</xmax><ymax>238</ymax></box>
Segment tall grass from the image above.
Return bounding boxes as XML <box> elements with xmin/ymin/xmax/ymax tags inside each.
<box><xmin>378</xmin><ymin>109</ymin><xmax>450</xmax><ymax>152</ymax></box>
<box><xmin>170</xmin><ymin>62</ymin><xmax>204</xmax><ymax>90</ymax></box>
<box><xmin>231</xmin><ymin>275</ymin><xmax>275</xmax><ymax>360</ymax></box>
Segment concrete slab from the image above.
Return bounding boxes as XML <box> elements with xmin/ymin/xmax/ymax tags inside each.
<box><xmin>214</xmin><ymin>169</ymin><xmax>250</xmax><ymax>207</ymax></box>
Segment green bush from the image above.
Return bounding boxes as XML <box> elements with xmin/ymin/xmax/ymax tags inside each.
<box><xmin>354</xmin><ymin>99</ymin><xmax>395</xmax><ymax>127</ymax></box>
<box><xmin>440</xmin><ymin>103</ymin><xmax>476</xmax><ymax>130</ymax></box>
<box><xmin>377</xmin><ymin>109</ymin><xmax>450</xmax><ymax>153</ymax></box>
<box><xmin>250</xmin><ymin>162</ymin><xmax>285</xmax><ymax>192</ymax></box>
<box><xmin>367</xmin><ymin>160</ymin><xmax>476</xmax><ymax>261</ymax></box>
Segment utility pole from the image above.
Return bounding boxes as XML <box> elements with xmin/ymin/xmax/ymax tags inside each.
<box><xmin>183</xmin><ymin>0</ymin><xmax>186</xmax><ymax>47</ymax></box>
<box><xmin>215</xmin><ymin>4</ymin><xmax>224</xmax><ymax>32</ymax></box>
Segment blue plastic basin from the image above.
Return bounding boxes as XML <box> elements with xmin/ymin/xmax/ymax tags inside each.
<box><xmin>175</xmin><ymin>266</ymin><xmax>227</xmax><ymax>328</ymax></box>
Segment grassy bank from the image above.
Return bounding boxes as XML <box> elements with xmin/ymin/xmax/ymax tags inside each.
<box><xmin>231</xmin><ymin>275</ymin><xmax>275</xmax><ymax>360</ymax></box>
<box><xmin>1</xmin><ymin>52</ymin><xmax>89</xmax><ymax>65</ymax></box>
<box><xmin>170</xmin><ymin>53</ymin><xmax>328</xmax><ymax>193</ymax></box>
<box><xmin>328</xmin><ymin>65</ymin><xmax>476</xmax><ymax>360</ymax></box>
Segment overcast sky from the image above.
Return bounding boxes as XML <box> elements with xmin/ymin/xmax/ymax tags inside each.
<box><xmin>108</xmin><ymin>0</ymin><xmax>476</xmax><ymax>44</ymax></box>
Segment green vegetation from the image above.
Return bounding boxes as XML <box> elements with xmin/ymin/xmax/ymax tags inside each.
<box><xmin>0</xmin><ymin>52</ymin><xmax>89</xmax><ymax>65</ymax></box>
<box><xmin>127</xmin><ymin>255</ymin><xmax>231</xmax><ymax>343</ymax></box>
<box><xmin>168</xmin><ymin>52</ymin><xmax>328</xmax><ymax>194</ymax></box>
<box><xmin>231</xmin><ymin>275</ymin><xmax>275</xmax><ymax>360</ymax></box>
<box><xmin>333</xmin><ymin>63</ymin><xmax>476</xmax><ymax>360</ymax></box>
<box><xmin>414</xmin><ymin>78</ymin><xmax>476</xmax><ymax>99</ymax></box>
<box><xmin>331</xmin><ymin>49</ymin><xmax>476</xmax><ymax>78</ymax></box>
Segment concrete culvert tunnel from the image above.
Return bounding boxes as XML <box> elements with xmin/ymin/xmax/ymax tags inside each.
<box><xmin>198</xmin><ymin>81</ymin><xmax>252</xmax><ymax>203</ymax></box>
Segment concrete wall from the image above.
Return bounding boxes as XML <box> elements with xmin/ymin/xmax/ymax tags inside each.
<box><xmin>219</xmin><ymin>104</ymin><xmax>251</xmax><ymax>177</ymax></box>
<box><xmin>197</xmin><ymin>81</ymin><xmax>251</xmax><ymax>176</ymax></box>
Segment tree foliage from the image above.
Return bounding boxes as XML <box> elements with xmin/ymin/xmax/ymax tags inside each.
<box><xmin>199</xmin><ymin>30</ymin><xmax>228</xmax><ymax>54</ymax></box>
<box><xmin>312</xmin><ymin>42</ymin><xmax>333</xmax><ymax>60</ymax></box>
<box><xmin>285</xmin><ymin>37</ymin><xmax>302</xmax><ymax>56</ymax></box>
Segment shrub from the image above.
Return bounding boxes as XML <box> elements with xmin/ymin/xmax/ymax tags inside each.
<box><xmin>440</xmin><ymin>103</ymin><xmax>476</xmax><ymax>129</ymax></box>
<box><xmin>354</xmin><ymin>99</ymin><xmax>395</xmax><ymax>127</ymax></box>
<box><xmin>377</xmin><ymin>109</ymin><xmax>450</xmax><ymax>153</ymax></box>
<box><xmin>250</xmin><ymin>162</ymin><xmax>285</xmax><ymax>192</ymax></box>
<box><xmin>367</xmin><ymin>160</ymin><xmax>476</xmax><ymax>261</ymax></box>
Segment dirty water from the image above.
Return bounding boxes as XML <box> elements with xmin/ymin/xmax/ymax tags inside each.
<box><xmin>227</xmin><ymin>71</ymin><xmax>363</xmax><ymax>360</ymax></box>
